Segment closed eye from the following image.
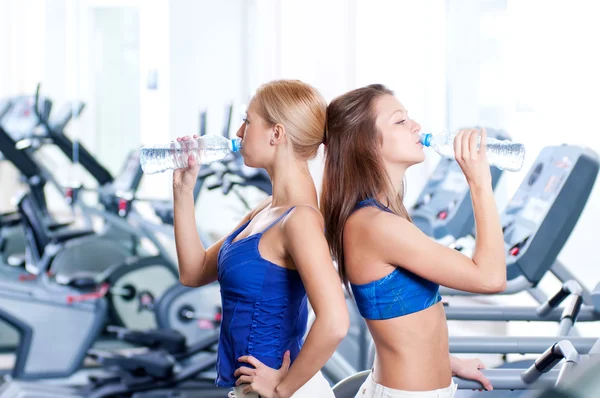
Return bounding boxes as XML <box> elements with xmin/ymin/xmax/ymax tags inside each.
<box><xmin>395</xmin><ymin>119</ymin><xmax>406</xmax><ymax>125</ymax></box>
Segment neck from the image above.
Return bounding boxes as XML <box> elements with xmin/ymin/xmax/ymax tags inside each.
<box><xmin>378</xmin><ymin>162</ymin><xmax>407</xmax><ymax>203</ymax></box>
<box><xmin>265</xmin><ymin>157</ymin><xmax>317</xmax><ymax>208</ymax></box>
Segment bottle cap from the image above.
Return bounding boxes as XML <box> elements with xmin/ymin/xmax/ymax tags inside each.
<box><xmin>231</xmin><ymin>138</ymin><xmax>242</xmax><ymax>152</ymax></box>
<box><xmin>419</xmin><ymin>133</ymin><xmax>432</xmax><ymax>147</ymax></box>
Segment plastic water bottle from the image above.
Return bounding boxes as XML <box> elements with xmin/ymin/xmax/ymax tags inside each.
<box><xmin>140</xmin><ymin>135</ymin><xmax>242</xmax><ymax>174</ymax></box>
<box><xmin>420</xmin><ymin>132</ymin><xmax>525</xmax><ymax>172</ymax></box>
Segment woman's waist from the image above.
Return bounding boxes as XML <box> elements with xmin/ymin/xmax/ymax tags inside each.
<box><xmin>221</xmin><ymin>293</ymin><xmax>307</xmax><ymax>315</ymax></box>
<box><xmin>367</xmin><ymin>303</ymin><xmax>449</xmax><ymax>353</ymax></box>
<box><xmin>373</xmin><ymin>352</ymin><xmax>453</xmax><ymax>391</ymax></box>
<box><xmin>369</xmin><ymin>303</ymin><xmax>451</xmax><ymax>389</ymax></box>
<box><xmin>216</xmin><ymin>335</ymin><xmax>304</xmax><ymax>386</ymax></box>
<box><xmin>220</xmin><ymin>299</ymin><xmax>308</xmax><ymax>341</ymax></box>
<box><xmin>372</xmin><ymin>332</ymin><xmax>450</xmax><ymax>365</ymax></box>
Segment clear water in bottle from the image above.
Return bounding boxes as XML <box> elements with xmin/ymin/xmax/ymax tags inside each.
<box><xmin>139</xmin><ymin>135</ymin><xmax>242</xmax><ymax>174</ymax></box>
<box><xmin>420</xmin><ymin>132</ymin><xmax>525</xmax><ymax>172</ymax></box>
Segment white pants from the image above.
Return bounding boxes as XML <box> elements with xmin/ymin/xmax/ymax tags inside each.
<box><xmin>356</xmin><ymin>372</ymin><xmax>457</xmax><ymax>398</ymax></box>
<box><xmin>229</xmin><ymin>371</ymin><xmax>334</xmax><ymax>398</ymax></box>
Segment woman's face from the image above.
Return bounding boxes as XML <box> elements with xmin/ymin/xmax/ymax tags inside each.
<box><xmin>374</xmin><ymin>94</ymin><xmax>425</xmax><ymax>168</ymax></box>
<box><xmin>236</xmin><ymin>100</ymin><xmax>274</xmax><ymax>168</ymax></box>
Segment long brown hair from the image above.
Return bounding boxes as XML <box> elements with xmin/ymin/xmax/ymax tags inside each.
<box><xmin>321</xmin><ymin>84</ymin><xmax>412</xmax><ymax>289</ymax></box>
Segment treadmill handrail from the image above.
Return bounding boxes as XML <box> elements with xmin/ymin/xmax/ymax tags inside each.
<box><xmin>0</xmin><ymin>127</ymin><xmax>44</xmax><ymax>180</ymax></box>
<box><xmin>33</xmin><ymin>84</ymin><xmax>114</xmax><ymax>185</ymax></box>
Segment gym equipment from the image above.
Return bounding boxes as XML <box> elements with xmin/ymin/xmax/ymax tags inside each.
<box><xmin>2</xmin><ymin>90</ymin><xmax>218</xmax><ymax>337</ymax></box>
<box><xmin>0</xmin><ymin>154</ymin><xmax>236</xmax><ymax>383</ymax></box>
<box><xmin>0</xmin><ymin>327</ymin><xmax>227</xmax><ymax>397</ymax></box>
<box><xmin>0</xmin><ymin>251</ymin><xmax>108</xmax><ymax>379</ymax></box>
<box><xmin>0</xmin><ymin>121</ymin><xmax>181</xmax><ymax>332</ymax></box>
<box><xmin>0</xmin><ymin>200</ymin><xmax>196</xmax><ymax>380</ymax></box>
<box><xmin>0</xmin><ymin>100</ymin><xmax>12</xmax><ymax>120</ymax></box>
<box><xmin>16</xmin><ymin>187</ymin><xmax>179</xmax><ymax>331</ymax></box>
<box><xmin>0</xmin><ymin>98</ymin><xmax>52</xmax><ymax>268</ymax></box>
<box><xmin>526</xmin><ymin>355</ymin><xmax>600</xmax><ymax>397</ymax></box>
<box><xmin>0</xmin><ymin>123</ymin><xmax>58</xmax><ymax>273</ymax></box>
<box><xmin>0</xmin><ymin>100</ymin><xmax>23</xmax><ymax>268</ymax></box>
<box><xmin>441</xmin><ymin>144</ymin><xmax>599</xmax><ymax>312</ymax></box>
<box><xmin>11</xmin><ymin>88</ymin><xmax>178</xmax><ymax>256</ymax></box>
<box><xmin>0</xmin><ymin>94</ymin><xmax>138</xmax><ymax>261</ymax></box>
<box><xmin>444</xmin><ymin>283</ymin><xmax>600</xmax><ymax>323</ymax></box>
<box><xmin>441</xmin><ymin>145</ymin><xmax>599</xmax><ymax>306</ymax></box>
<box><xmin>0</xmin><ymin>118</ymin><xmax>181</xmax><ymax>376</ymax></box>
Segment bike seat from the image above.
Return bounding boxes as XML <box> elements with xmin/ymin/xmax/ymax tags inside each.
<box><xmin>108</xmin><ymin>327</ymin><xmax>187</xmax><ymax>355</ymax></box>
<box><xmin>89</xmin><ymin>349</ymin><xmax>175</xmax><ymax>379</ymax></box>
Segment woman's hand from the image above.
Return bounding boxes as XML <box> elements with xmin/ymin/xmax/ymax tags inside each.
<box><xmin>172</xmin><ymin>135</ymin><xmax>201</xmax><ymax>194</ymax></box>
<box><xmin>454</xmin><ymin>128</ymin><xmax>492</xmax><ymax>190</ymax></box>
<box><xmin>234</xmin><ymin>351</ymin><xmax>292</xmax><ymax>398</ymax></box>
<box><xmin>451</xmin><ymin>357</ymin><xmax>493</xmax><ymax>391</ymax></box>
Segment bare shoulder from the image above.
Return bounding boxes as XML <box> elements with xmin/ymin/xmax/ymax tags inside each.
<box><xmin>343</xmin><ymin>207</ymin><xmax>414</xmax><ymax>284</ymax></box>
<box><xmin>250</xmin><ymin>196</ymin><xmax>273</xmax><ymax>219</ymax></box>
<box><xmin>344</xmin><ymin>206</ymin><xmax>411</xmax><ymax>243</ymax></box>
<box><xmin>281</xmin><ymin>205</ymin><xmax>324</xmax><ymax>234</ymax></box>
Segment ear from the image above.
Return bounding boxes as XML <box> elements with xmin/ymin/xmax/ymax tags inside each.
<box><xmin>271</xmin><ymin>123</ymin><xmax>286</xmax><ymax>145</ymax></box>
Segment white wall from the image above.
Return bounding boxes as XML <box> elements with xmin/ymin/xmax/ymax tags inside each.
<box><xmin>0</xmin><ymin>0</ymin><xmax>47</xmax><ymax>210</ymax></box>
<box><xmin>89</xmin><ymin>6</ymin><xmax>141</xmax><ymax>175</ymax></box>
<box><xmin>168</xmin><ymin>0</ymin><xmax>246</xmax><ymax>141</ymax></box>
<box><xmin>139</xmin><ymin>0</ymin><xmax>170</xmax><ymax>147</ymax></box>
<box><xmin>0</xmin><ymin>0</ymin><xmax>46</xmax><ymax>95</ymax></box>
<box><xmin>355</xmin><ymin>0</ymin><xmax>448</xmax><ymax>203</ymax></box>
<box><xmin>506</xmin><ymin>0</ymin><xmax>600</xmax><ymax>292</ymax></box>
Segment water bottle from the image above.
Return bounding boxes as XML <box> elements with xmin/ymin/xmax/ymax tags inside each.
<box><xmin>140</xmin><ymin>135</ymin><xmax>242</xmax><ymax>174</ymax></box>
<box><xmin>419</xmin><ymin>132</ymin><xmax>525</xmax><ymax>172</ymax></box>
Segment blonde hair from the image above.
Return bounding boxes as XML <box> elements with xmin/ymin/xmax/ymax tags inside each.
<box><xmin>251</xmin><ymin>80</ymin><xmax>327</xmax><ymax>159</ymax></box>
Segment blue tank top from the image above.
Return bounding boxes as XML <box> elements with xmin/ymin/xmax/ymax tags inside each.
<box><xmin>216</xmin><ymin>207</ymin><xmax>308</xmax><ymax>387</ymax></box>
<box><xmin>350</xmin><ymin>198</ymin><xmax>442</xmax><ymax>320</ymax></box>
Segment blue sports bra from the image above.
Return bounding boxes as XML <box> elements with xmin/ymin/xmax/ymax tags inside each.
<box><xmin>350</xmin><ymin>198</ymin><xmax>442</xmax><ymax>320</ymax></box>
<box><xmin>215</xmin><ymin>207</ymin><xmax>308</xmax><ymax>387</ymax></box>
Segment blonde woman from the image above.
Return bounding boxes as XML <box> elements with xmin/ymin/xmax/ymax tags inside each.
<box><xmin>173</xmin><ymin>80</ymin><xmax>349</xmax><ymax>398</ymax></box>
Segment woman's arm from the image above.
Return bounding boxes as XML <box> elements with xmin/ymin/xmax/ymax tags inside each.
<box><xmin>274</xmin><ymin>206</ymin><xmax>349</xmax><ymax>396</ymax></box>
<box><xmin>171</xmin><ymin>136</ymin><xmax>274</xmax><ymax>287</ymax></box>
<box><xmin>365</xmin><ymin>129</ymin><xmax>506</xmax><ymax>293</ymax></box>
<box><xmin>364</xmin><ymin>193</ymin><xmax>506</xmax><ymax>293</ymax></box>
<box><xmin>174</xmin><ymin>185</ymin><xmax>272</xmax><ymax>287</ymax></box>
